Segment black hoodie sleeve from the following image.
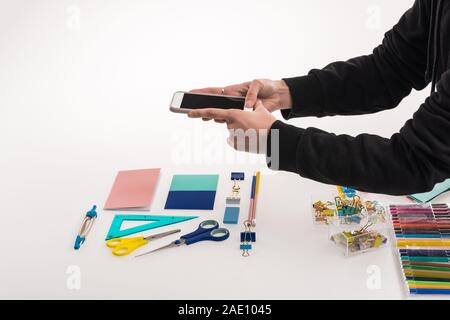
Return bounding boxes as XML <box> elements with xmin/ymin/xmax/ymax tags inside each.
<box><xmin>281</xmin><ymin>0</ymin><xmax>431</xmax><ymax>119</ymax></box>
<box><xmin>267</xmin><ymin>69</ymin><xmax>450</xmax><ymax>195</ymax></box>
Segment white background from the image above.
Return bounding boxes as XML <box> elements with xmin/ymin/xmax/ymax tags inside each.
<box><xmin>1</xmin><ymin>0</ymin><xmax>449</xmax><ymax>299</ymax></box>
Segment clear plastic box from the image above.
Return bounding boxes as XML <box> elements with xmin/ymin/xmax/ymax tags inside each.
<box><xmin>364</xmin><ymin>199</ymin><xmax>389</xmax><ymax>224</ymax></box>
<box><xmin>328</xmin><ymin>220</ymin><xmax>389</xmax><ymax>256</ymax></box>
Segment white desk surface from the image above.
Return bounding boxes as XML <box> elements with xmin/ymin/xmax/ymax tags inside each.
<box><xmin>1</xmin><ymin>0</ymin><xmax>448</xmax><ymax>299</ymax></box>
<box><xmin>2</xmin><ymin>160</ymin><xmax>449</xmax><ymax>300</ymax></box>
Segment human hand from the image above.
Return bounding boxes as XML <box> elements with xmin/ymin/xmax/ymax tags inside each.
<box><xmin>187</xmin><ymin>100</ymin><xmax>276</xmax><ymax>154</ymax></box>
<box><xmin>190</xmin><ymin>79</ymin><xmax>292</xmax><ymax>113</ymax></box>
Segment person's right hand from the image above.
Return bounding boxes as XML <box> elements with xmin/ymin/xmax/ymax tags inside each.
<box><xmin>190</xmin><ymin>79</ymin><xmax>292</xmax><ymax>113</ymax></box>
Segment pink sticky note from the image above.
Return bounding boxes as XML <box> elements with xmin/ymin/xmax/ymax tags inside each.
<box><xmin>104</xmin><ymin>168</ymin><xmax>161</xmax><ymax>210</ymax></box>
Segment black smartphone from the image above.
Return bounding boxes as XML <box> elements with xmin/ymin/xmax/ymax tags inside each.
<box><xmin>170</xmin><ymin>91</ymin><xmax>245</xmax><ymax>114</ymax></box>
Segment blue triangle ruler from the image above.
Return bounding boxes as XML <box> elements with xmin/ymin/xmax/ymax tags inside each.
<box><xmin>105</xmin><ymin>215</ymin><xmax>198</xmax><ymax>240</ymax></box>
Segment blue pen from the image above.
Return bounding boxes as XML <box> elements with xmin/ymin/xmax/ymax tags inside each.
<box><xmin>410</xmin><ymin>288</ymin><xmax>450</xmax><ymax>295</ymax></box>
<box><xmin>250</xmin><ymin>174</ymin><xmax>256</xmax><ymax>199</ymax></box>
<box><xmin>74</xmin><ymin>205</ymin><xmax>98</xmax><ymax>250</ymax></box>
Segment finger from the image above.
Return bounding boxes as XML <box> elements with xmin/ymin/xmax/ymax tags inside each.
<box><xmin>190</xmin><ymin>83</ymin><xmax>251</xmax><ymax>97</ymax></box>
<box><xmin>190</xmin><ymin>88</ymin><xmax>223</xmax><ymax>95</ymax></box>
<box><xmin>226</xmin><ymin>121</ymin><xmax>239</xmax><ymax>130</ymax></box>
<box><xmin>237</xmin><ymin>82</ymin><xmax>251</xmax><ymax>95</ymax></box>
<box><xmin>245</xmin><ymin>80</ymin><xmax>263</xmax><ymax>109</ymax></box>
<box><xmin>254</xmin><ymin>99</ymin><xmax>266</xmax><ymax>111</ymax></box>
<box><xmin>214</xmin><ymin>119</ymin><xmax>226</xmax><ymax>123</ymax></box>
<box><xmin>188</xmin><ymin>108</ymin><xmax>232</xmax><ymax>121</ymax></box>
<box><xmin>202</xmin><ymin>118</ymin><xmax>212</xmax><ymax>121</ymax></box>
<box><xmin>224</xmin><ymin>82</ymin><xmax>251</xmax><ymax>96</ymax></box>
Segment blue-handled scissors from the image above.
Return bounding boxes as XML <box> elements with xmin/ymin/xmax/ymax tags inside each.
<box><xmin>135</xmin><ymin>220</ymin><xmax>229</xmax><ymax>258</ymax></box>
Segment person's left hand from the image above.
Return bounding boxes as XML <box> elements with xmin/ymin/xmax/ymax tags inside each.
<box><xmin>188</xmin><ymin>100</ymin><xmax>276</xmax><ymax>153</ymax></box>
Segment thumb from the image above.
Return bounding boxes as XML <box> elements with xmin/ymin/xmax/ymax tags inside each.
<box><xmin>245</xmin><ymin>80</ymin><xmax>263</xmax><ymax>109</ymax></box>
<box><xmin>254</xmin><ymin>100</ymin><xmax>267</xmax><ymax>112</ymax></box>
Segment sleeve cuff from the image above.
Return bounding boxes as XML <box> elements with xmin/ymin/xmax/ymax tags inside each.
<box><xmin>281</xmin><ymin>74</ymin><xmax>325</xmax><ymax>119</ymax></box>
<box><xmin>266</xmin><ymin>120</ymin><xmax>306</xmax><ymax>173</ymax></box>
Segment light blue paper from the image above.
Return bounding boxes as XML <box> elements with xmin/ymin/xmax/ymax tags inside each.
<box><xmin>408</xmin><ymin>179</ymin><xmax>450</xmax><ymax>203</ymax></box>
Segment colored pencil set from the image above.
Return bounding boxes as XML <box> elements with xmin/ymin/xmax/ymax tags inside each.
<box><xmin>390</xmin><ymin>203</ymin><xmax>450</xmax><ymax>295</ymax></box>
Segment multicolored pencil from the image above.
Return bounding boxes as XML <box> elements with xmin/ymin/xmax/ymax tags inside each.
<box><xmin>390</xmin><ymin>203</ymin><xmax>450</xmax><ymax>295</ymax></box>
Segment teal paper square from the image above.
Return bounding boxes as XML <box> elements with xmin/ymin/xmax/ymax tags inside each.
<box><xmin>169</xmin><ymin>174</ymin><xmax>219</xmax><ymax>192</ymax></box>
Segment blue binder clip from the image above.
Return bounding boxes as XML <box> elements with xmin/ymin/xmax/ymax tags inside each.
<box><xmin>342</xmin><ymin>187</ymin><xmax>356</xmax><ymax>199</ymax></box>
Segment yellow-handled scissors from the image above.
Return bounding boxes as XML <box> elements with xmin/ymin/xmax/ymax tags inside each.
<box><xmin>106</xmin><ymin>229</ymin><xmax>181</xmax><ymax>256</ymax></box>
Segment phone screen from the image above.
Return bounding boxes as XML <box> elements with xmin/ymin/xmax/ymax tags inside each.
<box><xmin>181</xmin><ymin>93</ymin><xmax>245</xmax><ymax>110</ymax></box>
